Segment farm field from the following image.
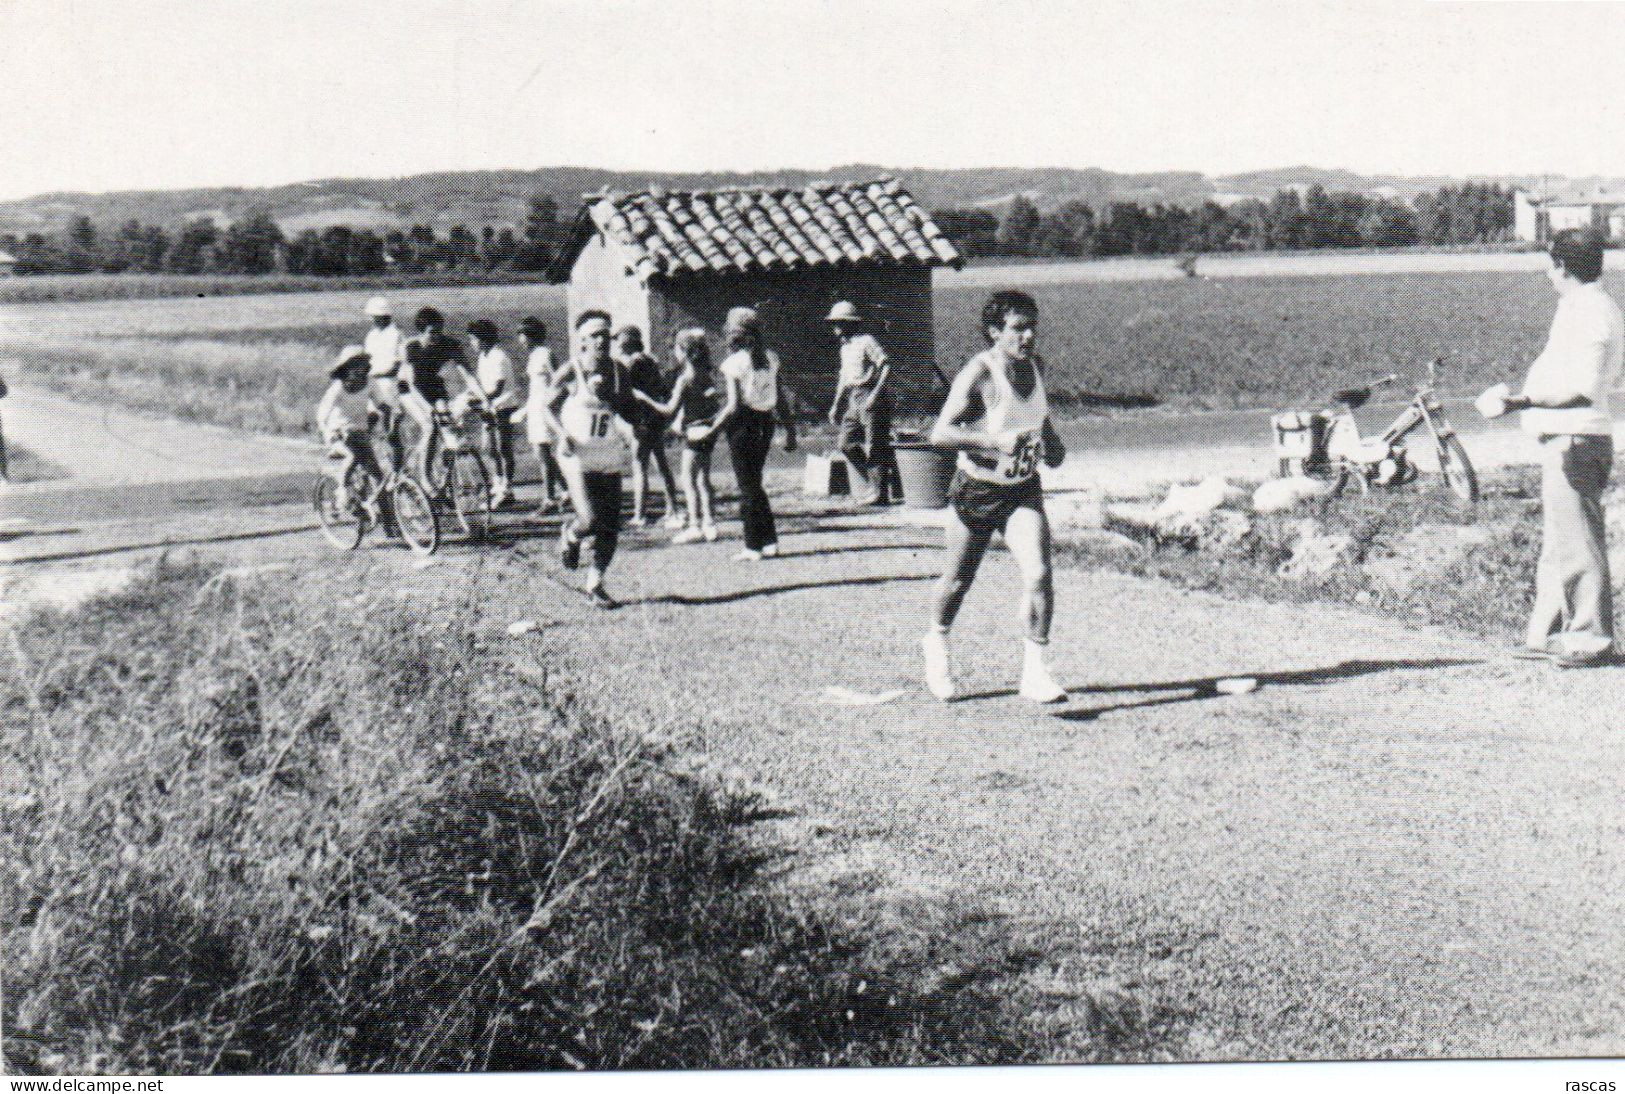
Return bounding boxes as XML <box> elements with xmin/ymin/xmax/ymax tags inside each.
<box><xmin>0</xmin><ymin>262</ymin><xmax>1586</xmax><ymax>439</ymax></box>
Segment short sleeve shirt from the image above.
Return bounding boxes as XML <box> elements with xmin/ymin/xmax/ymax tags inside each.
<box><xmin>476</xmin><ymin>346</ymin><xmax>520</xmax><ymax>412</ymax></box>
<box><xmin>363</xmin><ymin>325</ymin><xmax>406</xmax><ymax>378</ymax></box>
<box><xmin>838</xmin><ymin>333</ymin><xmax>888</xmax><ymax>389</ymax></box>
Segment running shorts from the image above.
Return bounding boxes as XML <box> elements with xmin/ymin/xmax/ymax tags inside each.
<box><xmin>948</xmin><ymin>469</ymin><xmax>1044</xmax><ymax>535</ymax></box>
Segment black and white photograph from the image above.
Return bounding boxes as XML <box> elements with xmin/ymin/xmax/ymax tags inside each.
<box><xmin>2</xmin><ymin>1</ymin><xmax>1624</xmax><ymax>1088</ymax></box>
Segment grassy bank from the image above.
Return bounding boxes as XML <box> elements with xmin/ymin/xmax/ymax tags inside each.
<box><xmin>0</xmin><ymin>560</ymin><xmax>1042</xmax><ymax>1074</ymax></box>
<box><xmin>1060</xmin><ymin>470</ymin><xmax>1575</xmax><ymax>641</ymax></box>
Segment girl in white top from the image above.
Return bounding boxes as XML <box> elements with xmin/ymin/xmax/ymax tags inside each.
<box><xmin>712</xmin><ymin>307</ymin><xmax>797</xmax><ymax>560</ymax></box>
<box><xmin>924</xmin><ymin>290</ymin><xmax>1068</xmax><ymax>704</ymax></box>
<box><xmin>468</xmin><ymin>319</ymin><xmax>520</xmax><ymax>505</ymax></box>
<box><xmin>512</xmin><ymin>316</ymin><xmax>567</xmax><ymax>512</ymax></box>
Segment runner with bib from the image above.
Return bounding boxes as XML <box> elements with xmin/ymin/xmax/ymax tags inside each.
<box><xmin>542</xmin><ymin>311</ymin><xmax>638</xmax><ymax>609</ymax></box>
<box><xmin>923</xmin><ymin>290</ymin><xmax>1068</xmax><ymax>704</ymax></box>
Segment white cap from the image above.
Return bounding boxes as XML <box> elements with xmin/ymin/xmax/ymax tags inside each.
<box><xmin>825</xmin><ymin>300</ymin><xmax>862</xmax><ymax>324</ymax></box>
<box><xmin>365</xmin><ymin>296</ymin><xmax>392</xmax><ymax>317</ymax></box>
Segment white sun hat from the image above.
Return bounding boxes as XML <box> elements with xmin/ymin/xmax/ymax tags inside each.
<box><xmin>825</xmin><ymin>301</ymin><xmax>863</xmax><ymax>324</ymax></box>
<box><xmin>365</xmin><ymin>296</ymin><xmax>392</xmax><ymax>317</ymax></box>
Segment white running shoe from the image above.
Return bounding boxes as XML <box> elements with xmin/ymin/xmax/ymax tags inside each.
<box><xmin>628</xmin><ymin>514</ymin><xmax>649</xmax><ymax>529</ymax></box>
<box><xmin>672</xmin><ymin>526</ymin><xmax>704</xmax><ymax>544</ymax></box>
<box><xmin>760</xmin><ymin>542</ymin><xmax>779</xmax><ymax>558</ymax></box>
<box><xmin>663</xmin><ymin>512</ymin><xmax>687</xmax><ymax>530</ymax></box>
<box><xmin>1019</xmin><ymin>641</ymin><xmax>1067</xmax><ymax>704</ymax></box>
<box><xmin>733</xmin><ymin>548</ymin><xmax>763</xmax><ymax>562</ymax></box>
<box><xmin>702</xmin><ymin>523</ymin><xmax>719</xmax><ymax>542</ymax></box>
<box><xmin>922</xmin><ymin>631</ymin><xmax>957</xmax><ymax>702</ymax></box>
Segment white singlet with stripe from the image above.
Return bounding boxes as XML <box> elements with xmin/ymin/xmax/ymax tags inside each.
<box><xmin>557</xmin><ymin>360</ymin><xmax>630</xmax><ymax>474</ymax></box>
<box><xmin>956</xmin><ymin>350</ymin><xmax>1049</xmax><ymax>484</ymax></box>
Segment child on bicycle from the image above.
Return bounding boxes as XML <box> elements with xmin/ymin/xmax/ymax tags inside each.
<box><xmin>402</xmin><ymin>306</ymin><xmax>481</xmax><ymax>479</ymax></box>
<box><xmin>316</xmin><ymin>345</ymin><xmax>384</xmax><ymax>511</ymax></box>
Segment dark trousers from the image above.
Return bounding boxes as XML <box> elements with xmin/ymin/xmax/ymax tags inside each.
<box><xmin>727</xmin><ymin>409</ymin><xmax>777</xmax><ymax>551</ymax></box>
<box><xmin>839</xmin><ymin>391</ymin><xmax>895</xmax><ymax>499</ymax></box>
<box><xmin>1529</xmin><ymin>434</ymin><xmax>1615</xmax><ymax>656</ymax></box>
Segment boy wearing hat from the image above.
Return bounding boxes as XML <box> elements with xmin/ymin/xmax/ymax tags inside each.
<box><xmin>316</xmin><ymin>346</ymin><xmax>384</xmax><ymax>511</ymax></box>
<box><xmin>363</xmin><ymin>296</ymin><xmax>408</xmax><ymax>467</ymax></box>
<box><xmin>826</xmin><ymin>301</ymin><xmax>896</xmax><ymax>505</ymax></box>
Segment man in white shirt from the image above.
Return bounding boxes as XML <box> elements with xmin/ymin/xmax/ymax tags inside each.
<box><xmin>362</xmin><ymin>296</ymin><xmax>408</xmax><ymax>468</ymax></box>
<box><xmin>1504</xmin><ymin>230</ymin><xmax>1623</xmax><ymax>666</ymax></box>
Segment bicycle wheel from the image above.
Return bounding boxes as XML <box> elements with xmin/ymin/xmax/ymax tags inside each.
<box><xmin>389</xmin><ymin>476</ymin><xmax>440</xmax><ymax>556</ymax></box>
<box><xmin>1436</xmin><ymin>433</ymin><xmax>1479</xmax><ymax>504</ymax></box>
<box><xmin>450</xmin><ymin>451</ymin><xmax>494</xmax><ymax>540</ymax></box>
<box><xmin>423</xmin><ymin>428</ymin><xmax>451</xmax><ymax>499</ymax></box>
<box><xmin>314</xmin><ymin>472</ymin><xmax>366</xmax><ymax>550</ymax></box>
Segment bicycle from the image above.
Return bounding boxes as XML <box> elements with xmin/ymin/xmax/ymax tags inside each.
<box><xmin>1274</xmin><ymin>356</ymin><xmax>1479</xmax><ymax>504</ymax></box>
<box><xmin>422</xmin><ymin>402</ymin><xmax>495</xmax><ymax>540</ymax></box>
<box><xmin>314</xmin><ymin>439</ymin><xmax>440</xmax><ymax>555</ymax></box>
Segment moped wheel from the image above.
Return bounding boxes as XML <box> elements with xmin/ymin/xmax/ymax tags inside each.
<box><xmin>450</xmin><ymin>451</ymin><xmax>494</xmax><ymax>540</ymax></box>
<box><xmin>1436</xmin><ymin>434</ymin><xmax>1479</xmax><ymax>504</ymax></box>
<box><xmin>390</xmin><ymin>476</ymin><xmax>440</xmax><ymax>556</ymax></box>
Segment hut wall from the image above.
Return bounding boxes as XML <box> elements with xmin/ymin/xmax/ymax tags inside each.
<box><xmin>648</xmin><ymin>266</ymin><xmax>942</xmax><ymax>421</ymax></box>
<box><xmin>565</xmin><ymin>235</ymin><xmax>651</xmax><ymax>344</ymax></box>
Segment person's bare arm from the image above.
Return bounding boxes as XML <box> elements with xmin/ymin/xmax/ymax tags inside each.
<box><xmin>543</xmin><ymin>375</ymin><xmax>573</xmax><ymax>455</ymax></box>
<box><xmin>929</xmin><ymin>360</ymin><xmax>1008</xmax><ymax>454</ymax></box>
<box><xmin>777</xmin><ymin>381</ymin><xmax>798</xmax><ymax>452</ymax></box>
<box><xmin>707</xmin><ymin>369</ymin><xmax>741</xmax><ymax>438</ymax></box>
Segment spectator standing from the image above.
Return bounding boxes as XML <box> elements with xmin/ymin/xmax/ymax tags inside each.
<box><xmin>362</xmin><ymin>296</ymin><xmax>408</xmax><ymax>467</ymax></box>
<box><xmin>469</xmin><ymin>319</ymin><xmax>521</xmax><ymax>508</ymax></box>
<box><xmin>615</xmin><ymin>326</ymin><xmax>683</xmax><ymax>528</ymax></box>
<box><xmin>825</xmin><ymin>300</ymin><xmax>896</xmax><ymax>505</ymax></box>
<box><xmin>713</xmin><ymin>306</ymin><xmax>797</xmax><ymax>561</ymax></box>
<box><xmin>515</xmin><ymin>316</ymin><xmax>567</xmax><ymax>513</ymax></box>
<box><xmin>1503</xmin><ymin>229</ymin><xmax>1624</xmax><ymax>667</ymax></box>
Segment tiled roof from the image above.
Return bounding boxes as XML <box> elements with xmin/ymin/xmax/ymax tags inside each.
<box><xmin>551</xmin><ymin>176</ymin><xmax>963</xmax><ymax>283</ymax></box>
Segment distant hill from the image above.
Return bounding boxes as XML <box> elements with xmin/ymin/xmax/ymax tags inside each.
<box><xmin>2</xmin><ymin>164</ymin><xmax>1615</xmax><ymax>235</ymax></box>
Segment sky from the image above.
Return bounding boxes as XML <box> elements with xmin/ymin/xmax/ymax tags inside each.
<box><xmin>3</xmin><ymin>0</ymin><xmax>1625</xmax><ymax>201</ymax></box>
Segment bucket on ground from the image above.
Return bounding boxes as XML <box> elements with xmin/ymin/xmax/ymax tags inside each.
<box><xmin>893</xmin><ymin>442</ymin><xmax>955</xmax><ymax>509</ymax></box>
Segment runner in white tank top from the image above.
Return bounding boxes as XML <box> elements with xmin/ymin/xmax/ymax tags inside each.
<box><xmin>923</xmin><ymin>291</ymin><xmax>1069</xmax><ymax>704</ymax></box>
<box><xmin>955</xmin><ymin>348</ymin><xmax>1050</xmax><ymax>485</ymax></box>
<box><xmin>542</xmin><ymin>312</ymin><xmax>638</xmax><ymax>609</ymax></box>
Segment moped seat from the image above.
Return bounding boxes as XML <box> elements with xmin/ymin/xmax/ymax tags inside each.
<box><xmin>1334</xmin><ymin>388</ymin><xmax>1370</xmax><ymax>409</ymax></box>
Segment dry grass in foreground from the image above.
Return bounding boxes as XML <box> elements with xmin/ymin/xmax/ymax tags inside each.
<box><xmin>1</xmin><ymin>560</ymin><xmax>1042</xmax><ymax>1074</ymax></box>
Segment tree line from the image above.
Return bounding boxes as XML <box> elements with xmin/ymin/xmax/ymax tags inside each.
<box><xmin>2</xmin><ymin>183</ymin><xmax>1518</xmax><ymax>276</ymax></box>
<box><xmin>1</xmin><ymin>195</ymin><xmax>569</xmax><ymax>277</ymax></box>
<box><xmin>931</xmin><ymin>183</ymin><xmax>1517</xmax><ymax>259</ymax></box>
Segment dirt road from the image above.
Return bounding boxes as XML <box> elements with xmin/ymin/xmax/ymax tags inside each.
<box><xmin>4</xmin><ymin>389</ymin><xmax>1622</xmax><ymax>1062</ymax></box>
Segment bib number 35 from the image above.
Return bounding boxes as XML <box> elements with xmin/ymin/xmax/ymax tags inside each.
<box><xmin>1009</xmin><ymin>432</ymin><xmax>1043</xmax><ymax>480</ymax></box>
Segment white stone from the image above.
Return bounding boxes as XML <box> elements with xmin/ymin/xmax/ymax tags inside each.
<box><xmin>1252</xmin><ymin>475</ymin><xmax>1330</xmax><ymax>514</ymax></box>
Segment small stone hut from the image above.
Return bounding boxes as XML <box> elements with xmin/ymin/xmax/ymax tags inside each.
<box><xmin>549</xmin><ymin>176</ymin><xmax>964</xmax><ymax>415</ymax></box>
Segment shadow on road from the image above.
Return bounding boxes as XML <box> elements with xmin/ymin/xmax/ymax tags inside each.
<box><xmin>628</xmin><ymin>571</ymin><xmax>938</xmax><ymax>608</ymax></box>
<box><xmin>957</xmin><ymin>657</ymin><xmax>1480</xmax><ymax>712</ymax></box>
